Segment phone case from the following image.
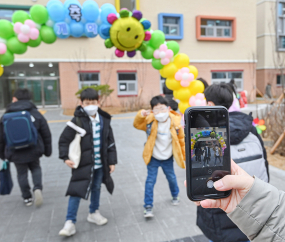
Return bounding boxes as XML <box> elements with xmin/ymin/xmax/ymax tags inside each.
<box><xmin>184</xmin><ymin>106</ymin><xmax>232</xmax><ymax>201</ymax></box>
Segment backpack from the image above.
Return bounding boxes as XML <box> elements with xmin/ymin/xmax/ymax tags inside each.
<box><xmin>230</xmin><ymin>132</ymin><xmax>268</xmax><ymax>182</ymax></box>
<box><xmin>2</xmin><ymin>111</ymin><xmax>38</xmax><ymax>149</ymax></box>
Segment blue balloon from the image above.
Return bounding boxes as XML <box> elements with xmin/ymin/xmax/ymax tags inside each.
<box><xmin>100</xmin><ymin>3</ymin><xmax>116</xmax><ymax>11</ymax></box>
<box><xmin>47</xmin><ymin>1</ymin><xmax>65</xmax><ymax>22</ymax></box>
<box><xmin>82</xmin><ymin>0</ymin><xmax>99</xmax><ymax>22</ymax></box>
<box><xmin>101</xmin><ymin>25</ymin><xmax>110</xmax><ymax>37</ymax></box>
<box><xmin>70</xmin><ymin>22</ymin><xmax>84</xmax><ymax>37</ymax></box>
<box><xmin>98</xmin><ymin>25</ymin><xmax>110</xmax><ymax>39</ymax></box>
<box><xmin>141</xmin><ymin>20</ymin><xmax>151</xmax><ymax>30</ymax></box>
<box><xmin>53</xmin><ymin>22</ymin><xmax>70</xmax><ymax>39</ymax></box>
<box><xmin>64</xmin><ymin>0</ymin><xmax>82</xmax><ymax>24</ymax></box>
<box><xmin>84</xmin><ymin>22</ymin><xmax>98</xmax><ymax>38</ymax></box>
<box><xmin>63</xmin><ymin>0</ymin><xmax>81</xmax><ymax>8</ymax></box>
<box><xmin>100</xmin><ymin>7</ymin><xmax>117</xmax><ymax>24</ymax></box>
<box><xmin>46</xmin><ymin>0</ymin><xmax>60</xmax><ymax>8</ymax></box>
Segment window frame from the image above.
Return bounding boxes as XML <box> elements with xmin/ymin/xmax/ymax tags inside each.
<box><xmin>276</xmin><ymin>74</ymin><xmax>285</xmax><ymax>86</ymax></box>
<box><xmin>0</xmin><ymin>4</ymin><xmax>30</xmax><ymax>21</ymax></box>
<box><xmin>277</xmin><ymin>1</ymin><xmax>285</xmax><ymax>51</ymax></box>
<box><xmin>211</xmin><ymin>70</ymin><xmax>243</xmax><ymax>92</ymax></box>
<box><xmin>78</xmin><ymin>71</ymin><xmax>100</xmax><ymax>89</ymax></box>
<box><xmin>196</xmin><ymin>15</ymin><xmax>236</xmax><ymax>42</ymax></box>
<box><xmin>158</xmin><ymin>13</ymin><xmax>184</xmax><ymax>40</ymax></box>
<box><xmin>160</xmin><ymin>76</ymin><xmax>166</xmax><ymax>94</ymax></box>
<box><xmin>117</xmin><ymin>71</ymin><xmax>138</xmax><ymax>96</ymax></box>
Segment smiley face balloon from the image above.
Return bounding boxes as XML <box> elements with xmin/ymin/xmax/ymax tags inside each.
<box><xmin>103</xmin><ymin>9</ymin><xmax>151</xmax><ymax>58</ymax></box>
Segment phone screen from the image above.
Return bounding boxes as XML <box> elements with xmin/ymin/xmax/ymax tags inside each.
<box><xmin>188</xmin><ymin>108</ymin><xmax>231</xmax><ymax>200</ymax></box>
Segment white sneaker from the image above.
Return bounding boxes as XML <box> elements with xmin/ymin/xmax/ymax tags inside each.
<box><xmin>87</xmin><ymin>210</ymin><xmax>108</xmax><ymax>225</ymax></box>
<box><xmin>34</xmin><ymin>189</ymin><xmax>43</xmax><ymax>207</ymax></box>
<box><xmin>59</xmin><ymin>220</ymin><xmax>76</xmax><ymax>237</ymax></box>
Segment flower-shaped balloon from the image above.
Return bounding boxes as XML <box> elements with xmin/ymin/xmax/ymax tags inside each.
<box><xmin>0</xmin><ymin>43</ymin><xmax>7</xmax><ymax>54</ymax></box>
<box><xmin>189</xmin><ymin>93</ymin><xmax>207</xmax><ymax>106</ymax></box>
<box><xmin>175</xmin><ymin>67</ymin><xmax>195</xmax><ymax>87</ymax></box>
<box><xmin>14</xmin><ymin>20</ymin><xmax>40</xmax><ymax>43</ymax></box>
<box><xmin>153</xmin><ymin>44</ymin><xmax>174</xmax><ymax>65</ymax></box>
<box><xmin>252</xmin><ymin>118</ymin><xmax>266</xmax><ymax>134</ymax></box>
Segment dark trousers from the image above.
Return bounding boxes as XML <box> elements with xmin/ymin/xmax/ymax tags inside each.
<box><xmin>214</xmin><ymin>156</ymin><xmax>222</xmax><ymax>165</ymax></box>
<box><xmin>14</xmin><ymin>160</ymin><xmax>42</xmax><ymax>199</ymax></box>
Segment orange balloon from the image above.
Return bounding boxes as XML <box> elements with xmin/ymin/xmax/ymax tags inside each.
<box><xmin>258</xmin><ymin>119</ymin><xmax>265</xmax><ymax>126</ymax></box>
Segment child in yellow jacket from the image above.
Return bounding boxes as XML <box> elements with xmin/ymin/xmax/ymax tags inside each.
<box><xmin>133</xmin><ymin>96</ymin><xmax>185</xmax><ymax>218</ymax></box>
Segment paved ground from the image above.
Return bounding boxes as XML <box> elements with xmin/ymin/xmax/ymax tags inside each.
<box><xmin>0</xmin><ymin>108</ymin><xmax>284</xmax><ymax>242</ymax></box>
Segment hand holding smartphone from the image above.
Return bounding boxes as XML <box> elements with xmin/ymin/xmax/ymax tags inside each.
<box><xmin>184</xmin><ymin>106</ymin><xmax>232</xmax><ymax>201</ymax></box>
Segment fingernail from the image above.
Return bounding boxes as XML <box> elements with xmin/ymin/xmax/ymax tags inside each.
<box><xmin>214</xmin><ymin>180</ymin><xmax>224</xmax><ymax>189</ymax></box>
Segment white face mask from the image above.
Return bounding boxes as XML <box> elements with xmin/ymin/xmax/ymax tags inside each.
<box><xmin>83</xmin><ymin>105</ymin><xmax>98</xmax><ymax>116</ymax></box>
<box><xmin>154</xmin><ymin>112</ymin><xmax>169</xmax><ymax>122</ymax></box>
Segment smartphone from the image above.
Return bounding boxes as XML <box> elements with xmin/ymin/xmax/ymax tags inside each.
<box><xmin>184</xmin><ymin>106</ymin><xmax>231</xmax><ymax>201</ymax></box>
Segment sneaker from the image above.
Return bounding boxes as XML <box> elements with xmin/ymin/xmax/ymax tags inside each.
<box><xmin>59</xmin><ymin>220</ymin><xmax>76</xmax><ymax>237</ymax></box>
<box><xmin>34</xmin><ymin>189</ymin><xmax>43</xmax><ymax>207</ymax></box>
<box><xmin>144</xmin><ymin>206</ymin><xmax>154</xmax><ymax>218</ymax></box>
<box><xmin>24</xmin><ymin>198</ymin><xmax>33</xmax><ymax>207</ymax></box>
<box><xmin>87</xmin><ymin>210</ymin><xmax>108</xmax><ymax>225</ymax></box>
<box><xmin>171</xmin><ymin>197</ymin><xmax>180</xmax><ymax>206</ymax></box>
<box><xmin>202</xmin><ymin>165</ymin><xmax>205</xmax><ymax>168</ymax></box>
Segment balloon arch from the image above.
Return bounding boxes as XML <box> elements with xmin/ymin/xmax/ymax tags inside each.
<box><xmin>0</xmin><ymin>0</ymin><xmax>206</xmax><ymax>113</ymax></box>
<box><xmin>191</xmin><ymin>130</ymin><xmax>227</xmax><ymax>157</ymax></box>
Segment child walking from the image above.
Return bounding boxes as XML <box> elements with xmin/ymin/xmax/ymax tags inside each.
<box><xmin>133</xmin><ymin>96</ymin><xmax>185</xmax><ymax>218</ymax></box>
<box><xmin>58</xmin><ymin>88</ymin><xmax>117</xmax><ymax>236</ymax></box>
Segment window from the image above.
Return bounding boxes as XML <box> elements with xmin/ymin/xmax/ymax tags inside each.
<box><xmin>160</xmin><ymin>76</ymin><xmax>166</xmax><ymax>94</ymax></box>
<box><xmin>158</xmin><ymin>13</ymin><xmax>184</xmax><ymax>40</ymax></box>
<box><xmin>277</xmin><ymin>1</ymin><xmax>285</xmax><ymax>50</ymax></box>
<box><xmin>211</xmin><ymin>71</ymin><xmax>243</xmax><ymax>91</ymax></box>
<box><xmin>196</xmin><ymin>16</ymin><xmax>236</xmax><ymax>41</ymax></box>
<box><xmin>117</xmin><ymin>72</ymin><xmax>137</xmax><ymax>95</ymax></box>
<box><xmin>0</xmin><ymin>6</ymin><xmax>29</xmax><ymax>21</ymax></box>
<box><xmin>78</xmin><ymin>72</ymin><xmax>100</xmax><ymax>88</ymax></box>
<box><xmin>119</xmin><ymin>0</ymin><xmax>136</xmax><ymax>11</ymax></box>
<box><xmin>277</xmin><ymin>74</ymin><xmax>285</xmax><ymax>86</ymax></box>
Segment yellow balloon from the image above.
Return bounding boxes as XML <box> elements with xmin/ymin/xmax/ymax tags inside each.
<box><xmin>160</xmin><ymin>62</ymin><xmax>178</xmax><ymax>78</ymax></box>
<box><xmin>189</xmin><ymin>65</ymin><xmax>198</xmax><ymax>79</ymax></box>
<box><xmin>165</xmin><ymin>78</ymin><xmax>181</xmax><ymax>91</ymax></box>
<box><xmin>259</xmin><ymin>125</ymin><xmax>266</xmax><ymax>131</ymax></box>
<box><xmin>176</xmin><ymin>87</ymin><xmax>192</xmax><ymax>102</ymax></box>
<box><xmin>179</xmin><ymin>101</ymin><xmax>190</xmax><ymax>114</ymax></box>
<box><xmin>189</xmin><ymin>80</ymin><xmax>205</xmax><ymax>95</ymax></box>
<box><xmin>0</xmin><ymin>66</ymin><xmax>3</xmax><ymax>77</ymax></box>
<box><xmin>173</xmin><ymin>90</ymin><xmax>179</xmax><ymax>99</ymax></box>
<box><xmin>173</xmin><ymin>53</ymin><xmax>190</xmax><ymax>69</ymax></box>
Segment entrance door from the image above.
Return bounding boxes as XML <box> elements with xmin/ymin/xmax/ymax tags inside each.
<box><xmin>43</xmin><ymin>79</ymin><xmax>60</xmax><ymax>106</ymax></box>
<box><xmin>26</xmin><ymin>80</ymin><xmax>42</xmax><ymax>106</ymax></box>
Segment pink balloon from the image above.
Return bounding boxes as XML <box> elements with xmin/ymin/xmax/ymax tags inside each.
<box><xmin>181</xmin><ymin>80</ymin><xmax>190</xmax><ymax>87</ymax></box>
<box><xmin>165</xmin><ymin>49</ymin><xmax>173</xmax><ymax>59</ymax></box>
<box><xmin>174</xmin><ymin>71</ymin><xmax>182</xmax><ymax>81</ymax></box>
<box><xmin>144</xmin><ymin>31</ymin><xmax>151</xmax><ymax>41</ymax></box>
<box><xmin>159</xmin><ymin>44</ymin><xmax>167</xmax><ymax>51</ymax></box>
<box><xmin>0</xmin><ymin>43</ymin><xmax>7</xmax><ymax>54</ymax></box>
<box><xmin>161</xmin><ymin>58</ymin><xmax>170</xmax><ymax>65</ymax></box>
<box><xmin>14</xmin><ymin>22</ymin><xmax>22</xmax><ymax>34</ymax></box>
<box><xmin>153</xmin><ymin>50</ymin><xmax>160</xmax><ymax>59</ymax></box>
<box><xmin>107</xmin><ymin>13</ymin><xmax>118</xmax><ymax>24</ymax></box>
<box><xmin>188</xmin><ymin>73</ymin><xmax>195</xmax><ymax>82</ymax></box>
<box><xmin>189</xmin><ymin>96</ymin><xmax>196</xmax><ymax>106</ymax></box>
<box><xmin>195</xmin><ymin>99</ymin><xmax>202</xmax><ymax>106</ymax></box>
<box><xmin>25</xmin><ymin>19</ymin><xmax>36</xmax><ymax>28</ymax></box>
<box><xmin>201</xmin><ymin>99</ymin><xmax>207</xmax><ymax>106</ymax></box>
<box><xmin>18</xmin><ymin>33</ymin><xmax>29</xmax><ymax>43</ymax></box>
<box><xmin>196</xmin><ymin>93</ymin><xmax>205</xmax><ymax>100</ymax></box>
<box><xmin>115</xmin><ymin>49</ymin><xmax>124</xmax><ymax>57</ymax></box>
<box><xmin>29</xmin><ymin>28</ymin><xmax>39</xmax><ymax>40</ymax></box>
<box><xmin>181</xmin><ymin>67</ymin><xmax>190</xmax><ymax>73</ymax></box>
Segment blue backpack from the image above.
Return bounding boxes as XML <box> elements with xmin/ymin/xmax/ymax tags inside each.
<box><xmin>2</xmin><ymin>111</ymin><xmax>38</xmax><ymax>149</ymax></box>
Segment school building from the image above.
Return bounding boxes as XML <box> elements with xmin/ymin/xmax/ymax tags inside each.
<box><xmin>0</xmin><ymin>0</ymin><xmax>257</xmax><ymax>112</ymax></box>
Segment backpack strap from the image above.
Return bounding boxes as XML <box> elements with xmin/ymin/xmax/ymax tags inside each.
<box><xmin>75</xmin><ymin>117</ymin><xmax>82</xmax><ymax>128</ymax></box>
<box><xmin>66</xmin><ymin>118</ymin><xmax>86</xmax><ymax>137</ymax></box>
<box><xmin>146</xmin><ymin>122</ymin><xmax>153</xmax><ymax>138</ymax></box>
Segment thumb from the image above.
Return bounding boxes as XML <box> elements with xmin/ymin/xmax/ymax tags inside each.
<box><xmin>214</xmin><ymin>175</ymin><xmax>254</xmax><ymax>191</ymax></box>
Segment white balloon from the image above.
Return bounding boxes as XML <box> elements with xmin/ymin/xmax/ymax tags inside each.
<box><xmin>21</xmin><ymin>25</ymin><xmax>30</xmax><ymax>34</ymax></box>
<box><xmin>195</xmin><ymin>100</ymin><xmax>201</xmax><ymax>106</ymax></box>
<box><xmin>159</xmin><ymin>51</ymin><xmax>166</xmax><ymax>58</ymax></box>
<box><xmin>182</xmin><ymin>73</ymin><xmax>189</xmax><ymax>81</ymax></box>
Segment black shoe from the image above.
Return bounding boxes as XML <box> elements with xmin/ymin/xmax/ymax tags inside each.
<box><xmin>24</xmin><ymin>198</ymin><xmax>33</xmax><ymax>207</ymax></box>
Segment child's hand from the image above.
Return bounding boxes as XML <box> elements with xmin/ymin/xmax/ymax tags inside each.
<box><xmin>65</xmin><ymin>159</ymin><xmax>75</xmax><ymax>168</ymax></box>
<box><xmin>109</xmin><ymin>165</ymin><xmax>115</xmax><ymax>173</ymax></box>
<box><xmin>141</xmin><ymin>109</ymin><xmax>151</xmax><ymax>117</ymax></box>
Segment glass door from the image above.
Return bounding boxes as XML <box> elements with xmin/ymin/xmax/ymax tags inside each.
<box><xmin>26</xmin><ymin>80</ymin><xmax>42</xmax><ymax>106</ymax></box>
<box><xmin>43</xmin><ymin>79</ymin><xmax>60</xmax><ymax>106</ymax></box>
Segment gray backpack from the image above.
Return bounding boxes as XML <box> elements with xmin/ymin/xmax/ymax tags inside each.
<box><xmin>230</xmin><ymin>132</ymin><xmax>268</xmax><ymax>182</ymax></box>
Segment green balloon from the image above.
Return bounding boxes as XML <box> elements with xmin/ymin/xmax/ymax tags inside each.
<box><xmin>27</xmin><ymin>36</ymin><xmax>42</xmax><ymax>47</ymax></box>
<box><xmin>141</xmin><ymin>45</ymin><xmax>154</xmax><ymax>59</ymax></box>
<box><xmin>152</xmin><ymin>58</ymin><xmax>164</xmax><ymax>70</ymax></box>
<box><xmin>7</xmin><ymin>37</ymin><xmax>28</xmax><ymax>54</ymax></box>
<box><xmin>12</xmin><ymin>10</ymin><xmax>30</xmax><ymax>24</ymax></box>
<box><xmin>256</xmin><ymin>127</ymin><xmax>262</xmax><ymax>134</ymax></box>
<box><xmin>167</xmin><ymin>41</ymin><xmax>180</xmax><ymax>56</ymax></box>
<box><xmin>0</xmin><ymin>50</ymin><xmax>14</xmax><ymax>66</ymax></box>
<box><xmin>30</xmin><ymin>5</ymin><xmax>49</xmax><ymax>24</ymax></box>
<box><xmin>40</xmin><ymin>26</ymin><xmax>57</xmax><ymax>44</ymax></box>
<box><xmin>0</xmin><ymin>20</ymin><xmax>14</xmax><ymax>39</ymax></box>
<box><xmin>149</xmin><ymin>30</ymin><xmax>165</xmax><ymax>49</ymax></box>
